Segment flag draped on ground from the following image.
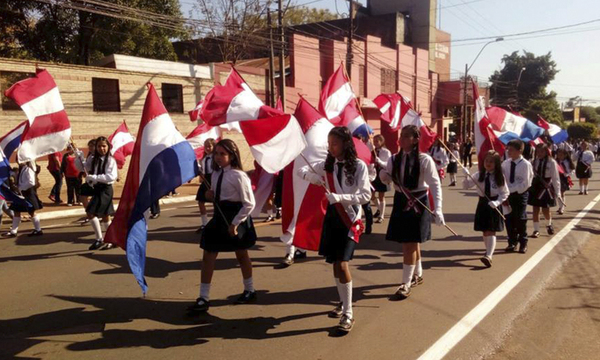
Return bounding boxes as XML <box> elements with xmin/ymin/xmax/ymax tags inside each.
<box><xmin>473</xmin><ymin>82</ymin><xmax>505</xmax><ymax>164</ymax></box>
<box><xmin>537</xmin><ymin>115</ymin><xmax>569</xmax><ymax>144</ymax></box>
<box><xmin>108</xmin><ymin>121</ymin><xmax>135</xmax><ymax>169</ymax></box>
<box><xmin>4</xmin><ymin>69</ymin><xmax>71</xmax><ymax>163</ymax></box>
<box><xmin>0</xmin><ymin>121</ymin><xmax>27</xmax><ymax>159</ymax></box>
<box><xmin>281</xmin><ymin>97</ymin><xmax>332</xmax><ymax>251</ymax></box>
<box><xmin>373</xmin><ymin>92</ymin><xmax>437</xmax><ymax>152</ymax></box>
<box><xmin>186</xmin><ymin>123</ymin><xmax>222</xmax><ymax>159</ymax></box>
<box><xmin>104</xmin><ymin>83</ymin><xmax>198</xmax><ymax>294</ymax></box>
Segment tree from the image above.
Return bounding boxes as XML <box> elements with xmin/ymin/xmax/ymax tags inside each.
<box><xmin>567</xmin><ymin>123</ymin><xmax>597</xmax><ymax>140</ymax></box>
<box><xmin>579</xmin><ymin>106</ymin><xmax>600</xmax><ymax>124</ymax></box>
<box><xmin>523</xmin><ymin>91</ymin><xmax>564</xmax><ymax>127</ymax></box>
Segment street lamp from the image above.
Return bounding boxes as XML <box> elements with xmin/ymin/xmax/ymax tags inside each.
<box><xmin>462</xmin><ymin>37</ymin><xmax>504</xmax><ymax>140</ymax></box>
<box><xmin>515</xmin><ymin>67</ymin><xmax>526</xmax><ymax>107</ymax></box>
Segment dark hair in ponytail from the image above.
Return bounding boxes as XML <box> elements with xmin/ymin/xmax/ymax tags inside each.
<box><xmin>324</xmin><ymin>126</ymin><xmax>358</xmax><ymax>186</ymax></box>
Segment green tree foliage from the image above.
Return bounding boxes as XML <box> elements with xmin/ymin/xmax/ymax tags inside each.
<box><xmin>579</xmin><ymin>106</ymin><xmax>600</xmax><ymax>124</ymax></box>
<box><xmin>489</xmin><ymin>51</ymin><xmax>563</xmax><ymax>124</ymax></box>
<box><xmin>0</xmin><ymin>0</ymin><xmax>185</xmax><ymax>65</ymax></box>
<box><xmin>567</xmin><ymin>122</ymin><xmax>598</xmax><ymax>140</ymax></box>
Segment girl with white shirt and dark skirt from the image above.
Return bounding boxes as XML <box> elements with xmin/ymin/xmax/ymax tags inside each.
<box><xmin>463</xmin><ymin>150</ymin><xmax>509</xmax><ymax>268</ymax></box>
<box><xmin>3</xmin><ymin>161</ymin><xmax>44</xmax><ymax>237</ymax></box>
<box><xmin>528</xmin><ymin>143</ymin><xmax>561</xmax><ymax>238</ymax></box>
<box><xmin>556</xmin><ymin>148</ymin><xmax>574</xmax><ymax>215</ymax></box>
<box><xmin>84</xmin><ymin>137</ymin><xmax>118</xmax><ymax>251</ymax></box>
<box><xmin>195</xmin><ymin>138</ymin><xmax>216</xmax><ymax>233</ymax></box>
<box><xmin>371</xmin><ymin>134</ymin><xmax>391</xmax><ymax>223</ymax></box>
<box><xmin>575</xmin><ymin>141</ymin><xmax>594</xmax><ymax>195</ymax></box>
<box><xmin>380</xmin><ymin>125</ymin><xmax>444</xmax><ymax>300</ymax></box>
<box><xmin>298</xmin><ymin>126</ymin><xmax>371</xmax><ymax>334</ymax></box>
<box><xmin>188</xmin><ymin>139</ymin><xmax>257</xmax><ymax>315</ymax></box>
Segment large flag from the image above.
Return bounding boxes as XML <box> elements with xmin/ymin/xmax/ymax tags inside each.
<box><xmin>250</xmin><ymin>161</ymin><xmax>276</xmax><ymax>217</ymax></box>
<box><xmin>473</xmin><ymin>82</ymin><xmax>505</xmax><ymax>164</ymax></box>
<box><xmin>537</xmin><ymin>115</ymin><xmax>569</xmax><ymax>144</ymax></box>
<box><xmin>373</xmin><ymin>92</ymin><xmax>437</xmax><ymax>152</ymax></box>
<box><xmin>485</xmin><ymin>107</ymin><xmax>545</xmax><ymax>144</ymax></box>
<box><xmin>188</xmin><ymin>100</ymin><xmax>203</xmax><ymax>122</ymax></box>
<box><xmin>0</xmin><ymin>121</ymin><xmax>27</xmax><ymax>159</ymax></box>
<box><xmin>282</xmin><ymin>97</ymin><xmax>332</xmax><ymax>251</ymax></box>
<box><xmin>108</xmin><ymin>121</ymin><xmax>135</xmax><ymax>169</ymax></box>
<box><xmin>338</xmin><ymin>100</ymin><xmax>373</xmax><ymax>139</ymax></box>
<box><xmin>4</xmin><ymin>69</ymin><xmax>71</xmax><ymax>163</ymax></box>
<box><xmin>200</xmin><ymin>67</ymin><xmax>282</xmax><ymax>126</ymax></box>
<box><xmin>104</xmin><ymin>83</ymin><xmax>198</xmax><ymax>294</ymax></box>
<box><xmin>186</xmin><ymin>123</ymin><xmax>222</xmax><ymax>159</ymax></box>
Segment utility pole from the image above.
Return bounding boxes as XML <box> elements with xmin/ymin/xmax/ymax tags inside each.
<box><xmin>462</xmin><ymin>63</ymin><xmax>468</xmax><ymax>141</ymax></box>
<box><xmin>278</xmin><ymin>0</ymin><xmax>286</xmax><ymax>111</ymax></box>
<box><xmin>346</xmin><ymin>0</ymin><xmax>354</xmax><ymax>79</ymax></box>
<box><xmin>267</xmin><ymin>9</ymin><xmax>276</xmax><ymax>107</ymax></box>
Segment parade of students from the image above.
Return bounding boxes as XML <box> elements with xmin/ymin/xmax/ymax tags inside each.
<box><xmin>3</xmin><ymin>161</ymin><xmax>44</xmax><ymax>237</ymax></box>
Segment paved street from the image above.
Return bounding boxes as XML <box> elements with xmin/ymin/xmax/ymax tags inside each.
<box><xmin>2</xmin><ymin>165</ymin><xmax>600</xmax><ymax>360</ymax></box>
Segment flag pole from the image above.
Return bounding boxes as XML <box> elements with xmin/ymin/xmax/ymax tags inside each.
<box><xmin>197</xmin><ymin>172</ymin><xmax>232</xmax><ymax>228</ymax></box>
<box><xmin>299</xmin><ymin>153</ymin><xmax>331</xmax><ymax>194</ymax></box>
<box><xmin>439</xmin><ymin>140</ymin><xmax>506</xmax><ymax>221</ymax></box>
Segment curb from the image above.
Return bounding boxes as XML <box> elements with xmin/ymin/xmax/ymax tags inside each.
<box><xmin>37</xmin><ymin>195</ymin><xmax>197</xmax><ymax>221</ymax></box>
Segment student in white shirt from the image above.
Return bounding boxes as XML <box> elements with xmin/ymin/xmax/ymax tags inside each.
<box><xmin>502</xmin><ymin>140</ymin><xmax>534</xmax><ymax>254</ymax></box>
<box><xmin>380</xmin><ymin>125</ymin><xmax>444</xmax><ymax>300</ymax></box>
<box><xmin>463</xmin><ymin>150</ymin><xmax>509</xmax><ymax>268</ymax></box>
<box><xmin>575</xmin><ymin>141</ymin><xmax>594</xmax><ymax>195</ymax></box>
<box><xmin>429</xmin><ymin>139</ymin><xmax>449</xmax><ymax>180</ymax></box>
<box><xmin>188</xmin><ymin>139</ymin><xmax>257</xmax><ymax>315</ymax></box>
<box><xmin>83</xmin><ymin>136</ymin><xmax>118</xmax><ymax>251</ymax></box>
<box><xmin>371</xmin><ymin>134</ymin><xmax>391</xmax><ymax>223</ymax></box>
<box><xmin>195</xmin><ymin>138</ymin><xmax>216</xmax><ymax>233</ymax></box>
<box><xmin>298</xmin><ymin>126</ymin><xmax>371</xmax><ymax>333</ymax></box>
<box><xmin>3</xmin><ymin>161</ymin><xmax>43</xmax><ymax>237</ymax></box>
<box><xmin>556</xmin><ymin>148</ymin><xmax>574</xmax><ymax>214</ymax></box>
<box><xmin>447</xmin><ymin>142</ymin><xmax>460</xmax><ymax>186</ymax></box>
<box><xmin>528</xmin><ymin>144</ymin><xmax>561</xmax><ymax>238</ymax></box>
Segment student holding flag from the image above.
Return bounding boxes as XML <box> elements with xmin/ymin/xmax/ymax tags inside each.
<box><xmin>371</xmin><ymin>134</ymin><xmax>391</xmax><ymax>223</ymax></box>
<box><xmin>297</xmin><ymin>126</ymin><xmax>371</xmax><ymax>333</ymax></box>
<box><xmin>380</xmin><ymin>125</ymin><xmax>444</xmax><ymax>300</ymax></box>
<box><xmin>188</xmin><ymin>139</ymin><xmax>258</xmax><ymax>314</ymax></box>
<box><xmin>556</xmin><ymin>149</ymin><xmax>574</xmax><ymax>215</ymax></box>
<box><xmin>3</xmin><ymin>161</ymin><xmax>44</xmax><ymax>237</ymax></box>
<box><xmin>575</xmin><ymin>141</ymin><xmax>594</xmax><ymax>195</ymax></box>
<box><xmin>528</xmin><ymin>143</ymin><xmax>561</xmax><ymax>237</ymax></box>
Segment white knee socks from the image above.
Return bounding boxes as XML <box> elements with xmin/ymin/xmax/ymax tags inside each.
<box><xmin>402</xmin><ymin>264</ymin><xmax>416</xmax><ymax>287</ymax></box>
<box><xmin>90</xmin><ymin>217</ymin><xmax>103</xmax><ymax>240</ymax></box>
<box><xmin>483</xmin><ymin>236</ymin><xmax>496</xmax><ymax>258</ymax></box>
<box><xmin>243</xmin><ymin>277</ymin><xmax>254</xmax><ymax>292</ymax></box>
<box><xmin>101</xmin><ymin>220</ymin><xmax>111</xmax><ymax>232</ymax></box>
<box><xmin>415</xmin><ymin>260</ymin><xmax>423</xmax><ymax>277</ymax></box>
<box><xmin>201</xmin><ymin>215</ymin><xmax>209</xmax><ymax>225</ymax></box>
<box><xmin>378</xmin><ymin>199</ymin><xmax>386</xmax><ymax>218</ymax></box>
<box><xmin>533</xmin><ymin>222</ymin><xmax>540</xmax><ymax>232</ymax></box>
<box><xmin>339</xmin><ymin>280</ymin><xmax>353</xmax><ymax>317</ymax></box>
<box><xmin>335</xmin><ymin>278</ymin><xmax>343</xmax><ymax>302</ymax></box>
<box><xmin>31</xmin><ymin>215</ymin><xmax>41</xmax><ymax>231</ymax></box>
<box><xmin>199</xmin><ymin>283</ymin><xmax>211</xmax><ymax>301</ymax></box>
<box><xmin>10</xmin><ymin>216</ymin><xmax>20</xmax><ymax>234</ymax></box>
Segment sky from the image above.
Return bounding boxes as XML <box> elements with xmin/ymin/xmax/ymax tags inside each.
<box><xmin>180</xmin><ymin>0</ymin><xmax>600</xmax><ymax>106</ymax></box>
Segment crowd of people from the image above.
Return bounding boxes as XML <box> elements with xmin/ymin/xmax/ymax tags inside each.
<box><xmin>1</xmin><ymin>126</ymin><xmax>597</xmax><ymax>334</ymax></box>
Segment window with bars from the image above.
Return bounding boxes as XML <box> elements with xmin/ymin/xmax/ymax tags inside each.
<box><xmin>1</xmin><ymin>71</ymin><xmax>35</xmax><ymax>110</ymax></box>
<box><xmin>92</xmin><ymin>78</ymin><xmax>121</xmax><ymax>112</ymax></box>
<box><xmin>161</xmin><ymin>83</ymin><xmax>183</xmax><ymax>113</ymax></box>
<box><xmin>380</xmin><ymin>68</ymin><xmax>397</xmax><ymax>94</ymax></box>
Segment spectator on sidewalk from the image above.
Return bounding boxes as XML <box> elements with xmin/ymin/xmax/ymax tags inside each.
<box><xmin>47</xmin><ymin>152</ymin><xmax>63</xmax><ymax>204</ymax></box>
<box><xmin>61</xmin><ymin>144</ymin><xmax>82</xmax><ymax>207</ymax></box>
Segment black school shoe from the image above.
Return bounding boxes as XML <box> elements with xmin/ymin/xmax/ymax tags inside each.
<box><xmin>505</xmin><ymin>244</ymin><xmax>517</xmax><ymax>252</ymax></box>
<box><xmin>373</xmin><ymin>210</ymin><xmax>381</xmax><ymax>219</ymax></box>
<box><xmin>28</xmin><ymin>230</ymin><xmax>43</xmax><ymax>237</ymax></box>
<box><xmin>531</xmin><ymin>231</ymin><xmax>540</xmax><ymax>238</ymax></box>
<box><xmin>187</xmin><ymin>297</ymin><xmax>210</xmax><ymax>314</ymax></box>
<box><xmin>328</xmin><ymin>302</ymin><xmax>343</xmax><ymax>318</ymax></box>
<box><xmin>235</xmin><ymin>290</ymin><xmax>257</xmax><ymax>304</ymax></box>
<box><xmin>547</xmin><ymin>224</ymin><xmax>555</xmax><ymax>235</ymax></box>
<box><xmin>480</xmin><ymin>256</ymin><xmax>492</xmax><ymax>268</ymax></box>
<box><xmin>519</xmin><ymin>242</ymin><xmax>528</xmax><ymax>254</ymax></box>
<box><xmin>2</xmin><ymin>231</ymin><xmax>17</xmax><ymax>238</ymax></box>
<box><xmin>89</xmin><ymin>240</ymin><xmax>103</xmax><ymax>251</ymax></box>
<box><xmin>294</xmin><ymin>250</ymin><xmax>307</xmax><ymax>260</ymax></box>
<box><xmin>394</xmin><ymin>284</ymin><xmax>411</xmax><ymax>300</ymax></box>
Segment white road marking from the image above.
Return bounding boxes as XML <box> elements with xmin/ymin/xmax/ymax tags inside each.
<box><xmin>417</xmin><ymin>192</ymin><xmax>600</xmax><ymax>360</ymax></box>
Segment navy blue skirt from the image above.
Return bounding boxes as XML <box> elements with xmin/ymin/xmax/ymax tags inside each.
<box><xmin>386</xmin><ymin>191</ymin><xmax>432</xmax><ymax>243</ymax></box>
<box><xmin>527</xmin><ymin>177</ymin><xmax>556</xmax><ymax>208</ymax></box>
<box><xmin>319</xmin><ymin>204</ymin><xmax>357</xmax><ymax>264</ymax></box>
<box><xmin>474</xmin><ymin>197</ymin><xmax>504</xmax><ymax>232</ymax></box>
<box><xmin>86</xmin><ymin>184</ymin><xmax>115</xmax><ymax>216</ymax></box>
<box><xmin>201</xmin><ymin>201</ymin><xmax>257</xmax><ymax>252</ymax></box>
<box><xmin>371</xmin><ymin>174</ymin><xmax>388</xmax><ymax>192</ymax></box>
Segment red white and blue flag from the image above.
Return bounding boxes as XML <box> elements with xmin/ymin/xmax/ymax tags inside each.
<box><xmin>186</xmin><ymin>123</ymin><xmax>222</xmax><ymax>159</ymax></box>
<box><xmin>104</xmin><ymin>83</ymin><xmax>198</xmax><ymax>294</ymax></box>
<box><xmin>537</xmin><ymin>115</ymin><xmax>568</xmax><ymax>144</ymax></box>
<box><xmin>108</xmin><ymin>121</ymin><xmax>135</xmax><ymax>169</ymax></box>
<box><xmin>473</xmin><ymin>82</ymin><xmax>505</xmax><ymax>164</ymax></box>
<box><xmin>0</xmin><ymin>121</ymin><xmax>27</xmax><ymax>160</ymax></box>
<box><xmin>188</xmin><ymin>100</ymin><xmax>203</xmax><ymax>122</ymax></box>
<box><xmin>4</xmin><ymin>69</ymin><xmax>71</xmax><ymax>163</ymax></box>
<box><xmin>373</xmin><ymin>92</ymin><xmax>437</xmax><ymax>152</ymax></box>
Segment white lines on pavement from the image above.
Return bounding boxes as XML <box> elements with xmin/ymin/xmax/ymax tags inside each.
<box><xmin>417</xmin><ymin>192</ymin><xmax>600</xmax><ymax>360</ymax></box>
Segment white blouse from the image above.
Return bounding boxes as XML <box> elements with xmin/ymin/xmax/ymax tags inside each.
<box><xmin>17</xmin><ymin>164</ymin><xmax>36</xmax><ymax>191</ymax></box>
<box><xmin>85</xmin><ymin>155</ymin><xmax>118</xmax><ymax>185</ymax></box>
<box><xmin>375</xmin><ymin>147</ymin><xmax>392</xmax><ymax>168</ymax></box>
<box><xmin>501</xmin><ymin>156</ymin><xmax>533</xmax><ymax>194</ymax></box>
<box><xmin>379</xmin><ymin>152</ymin><xmax>443</xmax><ymax>212</ymax></box>
<box><xmin>199</xmin><ymin>154</ymin><xmax>214</xmax><ymax>176</ymax></box>
<box><xmin>577</xmin><ymin>150</ymin><xmax>595</xmax><ymax>166</ymax></box>
<box><xmin>210</xmin><ymin>165</ymin><xmax>255</xmax><ymax>226</ymax></box>
<box><xmin>463</xmin><ymin>171</ymin><xmax>509</xmax><ymax>202</ymax></box>
<box><xmin>532</xmin><ymin>157</ymin><xmax>561</xmax><ymax>197</ymax></box>
<box><xmin>429</xmin><ymin>147</ymin><xmax>449</xmax><ymax>170</ymax></box>
<box><xmin>558</xmin><ymin>159</ymin><xmax>573</xmax><ymax>175</ymax></box>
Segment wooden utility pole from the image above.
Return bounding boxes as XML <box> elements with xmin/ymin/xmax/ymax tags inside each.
<box><xmin>346</xmin><ymin>0</ymin><xmax>354</xmax><ymax>79</ymax></box>
<box><xmin>267</xmin><ymin>9</ymin><xmax>276</xmax><ymax>107</ymax></box>
<box><xmin>462</xmin><ymin>63</ymin><xmax>469</xmax><ymax>141</ymax></box>
<box><xmin>278</xmin><ymin>0</ymin><xmax>286</xmax><ymax>111</ymax></box>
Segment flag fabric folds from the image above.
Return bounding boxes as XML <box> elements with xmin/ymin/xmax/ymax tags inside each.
<box><xmin>0</xmin><ymin>121</ymin><xmax>27</xmax><ymax>160</ymax></box>
<box><xmin>186</xmin><ymin>123</ymin><xmax>222</xmax><ymax>159</ymax></box>
<box><xmin>537</xmin><ymin>115</ymin><xmax>569</xmax><ymax>144</ymax></box>
<box><xmin>108</xmin><ymin>121</ymin><xmax>135</xmax><ymax>169</ymax></box>
<box><xmin>188</xmin><ymin>100</ymin><xmax>203</xmax><ymax>122</ymax></box>
<box><xmin>4</xmin><ymin>69</ymin><xmax>71</xmax><ymax>163</ymax></box>
<box><xmin>485</xmin><ymin>107</ymin><xmax>545</xmax><ymax>144</ymax></box>
<box><xmin>472</xmin><ymin>82</ymin><xmax>506</xmax><ymax>164</ymax></box>
<box><xmin>104</xmin><ymin>83</ymin><xmax>198</xmax><ymax>294</ymax></box>
<box><xmin>250</xmin><ymin>161</ymin><xmax>276</xmax><ymax>218</ymax></box>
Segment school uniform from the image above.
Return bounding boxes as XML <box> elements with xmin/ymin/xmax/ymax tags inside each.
<box><xmin>77</xmin><ymin>153</ymin><xmax>95</xmax><ymax>197</ymax></box>
<box><xmin>575</xmin><ymin>150</ymin><xmax>594</xmax><ymax>179</ymax></box>
<box><xmin>447</xmin><ymin>150</ymin><xmax>459</xmax><ymax>174</ymax></box>
<box><xmin>429</xmin><ymin>147</ymin><xmax>449</xmax><ymax>172</ymax></box>
<box><xmin>528</xmin><ymin>157</ymin><xmax>560</xmax><ymax>208</ymax></box>
<box><xmin>381</xmin><ymin>151</ymin><xmax>443</xmax><ymax>243</ymax></box>
<box><xmin>85</xmin><ymin>155</ymin><xmax>117</xmax><ymax>216</ymax></box>
<box><xmin>558</xmin><ymin>159</ymin><xmax>573</xmax><ymax>193</ymax></box>
<box><xmin>200</xmin><ymin>165</ymin><xmax>257</xmax><ymax>252</ymax></box>
<box><xmin>196</xmin><ymin>154</ymin><xmax>214</xmax><ymax>203</ymax></box>
<box><xmin>372</xmin><ymin>148</ymin><xmax>391</xmax><ymax>192</ymax></box>
<box><xmin>463</xmin><ymin>171</ymin><xmax>509</xmax><ymax>232</ymax></box>
<box><xmin>502</xmin><ymin>156</ymin><xmax>533</xmax><ymax>247</ymax></box>
<box><xmin>298</xmin><ymin>159</ymin><xmax>371</xmax><ymax>263</ymax></box>
<box><xmin>10</xmin><ymin>165</ymin><xmax>43</xmax><ymax>213</ymax></box>
<box><xmin>62</xmin><ymin>153</ymin><xmax>82</xmax><ymax>204</ymax></box>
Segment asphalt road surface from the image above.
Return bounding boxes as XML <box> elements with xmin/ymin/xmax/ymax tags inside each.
<box><xmin>2</xmin><ymin>164</ymin><xmax>600</xmax><ymax>360</ymax></box>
